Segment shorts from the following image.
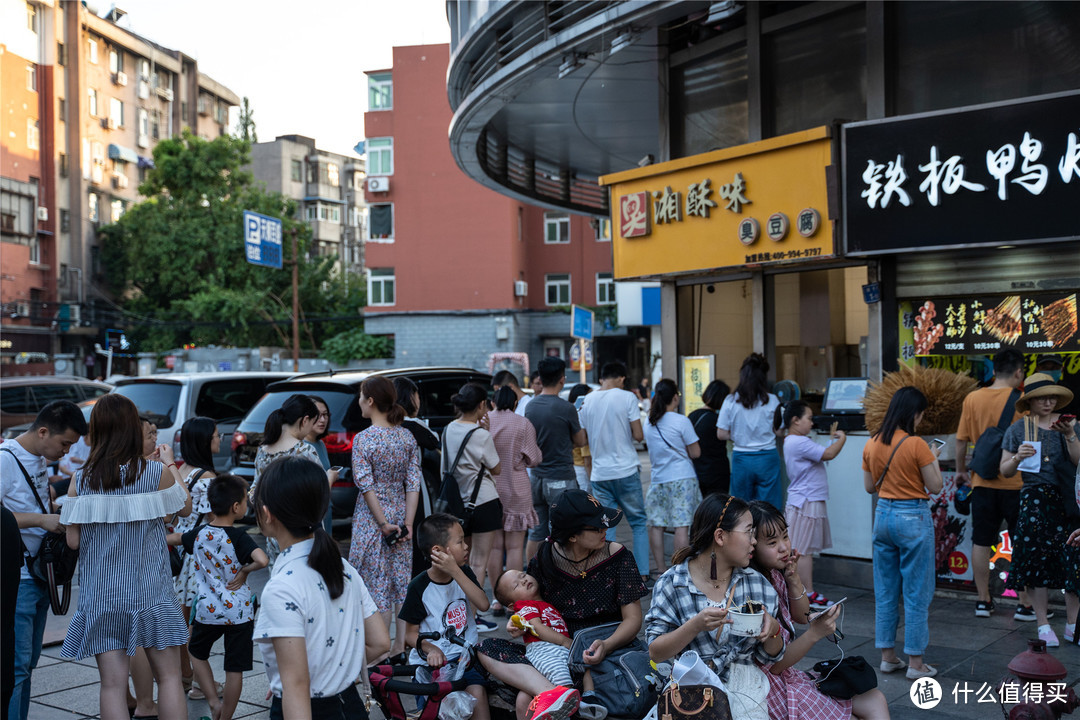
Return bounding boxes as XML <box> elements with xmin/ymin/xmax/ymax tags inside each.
<box><xmin>971</xmin><ymin>486</ymin><xmax>1021</xmax><ymax>547</ymax></box>
<box><xmin>463</xmin><ymin>499</ymin><xmax>503</xmax><ymax>536</ymax></box>
<box><xmin>786</xmin><ymin>501</ymin><xmax>832</xmax><ymax>555</ymax></box>
<box><xmin>526</xmin><ymin>641</ymin><xmax>571</xmax><ymax>687</ymax></box>
<box><xmin>189</xmin><ymin>620</ymin><xmax>254</xmax><ymax>672</ymax></box>
<box><xmin>529</xmin><ymin>475</ymin><xmax>577</xmax><ymax>542</ymax></box>
<box><xmin>645</xmin><ymin>477</ymin><xmax>701</xmax><ymax>527</ymax></box>
<box><xmin>270</xmin><ymin>683</ymin><xmax>368</xmax><ymax>720</ymax></box>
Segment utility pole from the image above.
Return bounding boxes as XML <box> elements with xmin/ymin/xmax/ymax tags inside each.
<box><xmin>291</xmin><ymin>226</ymin><xmax>300</xmax><ymax>372</ymax></box>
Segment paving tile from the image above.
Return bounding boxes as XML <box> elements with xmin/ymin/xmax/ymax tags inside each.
<box><xmin>30</xmin><ymin>659</ymin><xmax>102</xmax><ymax>696</ymax></box>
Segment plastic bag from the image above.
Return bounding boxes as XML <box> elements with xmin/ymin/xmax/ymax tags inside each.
<box><xmin>415</xmin><ymin>656</ymin><xmax>477</xmax><ymax>720</ymax></box>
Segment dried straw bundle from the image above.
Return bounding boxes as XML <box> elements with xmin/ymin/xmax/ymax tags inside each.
<box><xmin>863</xmin><ymin>364</ymin><xmax>978</xmax><ymax>436</ymax></box>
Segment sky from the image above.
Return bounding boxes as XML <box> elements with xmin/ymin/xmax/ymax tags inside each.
<box><xmin>110</xmin><ymin>0</ymin><xmax>452</xmax><ymax>157</ymax></box>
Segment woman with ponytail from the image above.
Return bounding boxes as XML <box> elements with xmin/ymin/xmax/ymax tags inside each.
<box><xmin>645</xmin><ymin>494</ymin><xmax>784</xmax><ymax>720</ymax></box>
<box><xmin>716</xmin><ymin>353</ymin><xmax>784</xmax><ymax>509</ymax></box>
<box><xmin>350</xmin><ymin>376</ymin><xmax>421</xmax><ymax>661</ymax></box>
<box><xmin>251</xmin><ymin>394</ymin><xmax>321</xmax><ymax>494</ymax></box>
<box><xmin>253</xmin><ymin>457</ymin><xmax>389</xmax><ymax>720</ymax></box>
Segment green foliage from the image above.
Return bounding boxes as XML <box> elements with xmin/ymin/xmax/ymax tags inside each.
<box><xmin>238</xmin><ymin>97</ymin><xmax>257</xmax><ymax>143</ymax></box>
<box><xmin>322</xmin><ymin>328</ymin><xmax>394</xmax><ymax>364</ymax></box>
<box><xmin>100</xmin><ymin>129</ymin><xmax>363</xmax><ymax>352</ymax></box>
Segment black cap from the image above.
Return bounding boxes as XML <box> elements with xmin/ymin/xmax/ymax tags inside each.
<box><xmin>549</xmin><ymin>489</ymin><xmax>622</xmax><ymax>532</ymax></box>
<box><xmin>1036</xmin><ymin>354</ymin><xmax>1064</xmax><ymax>368</ymax></box>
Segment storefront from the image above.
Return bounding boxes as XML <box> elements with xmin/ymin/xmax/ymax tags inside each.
<box><xmin>600</xmin><ymin>127</ymin><xmax>882</xmax><ymax>558</ymax></box>
<box><xmin>842</xmin><ymin>90</ymin><xmax>1080</xmax><ymax>582</ymax></box>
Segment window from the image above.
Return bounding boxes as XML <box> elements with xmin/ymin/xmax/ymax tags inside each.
<box><xmin>305</xmin><ymin>205</ymin><xmax>317</xmax><ymax>222</ymax></box>
<box><xmin>354</xmin><ymin>172</ymin><xmax>365</xmax><ymax>190</ymax></box>
<box><xmin>58</xmin><ymin>97</ymin><xmax>66</xmax><ymax>121</ymax></box>
<box><xmin>110</xmin><ymin>98</ymin><xmax>124</xmax><ymax>127</ymax></box>
<box><xmin>671</xmin><ymin>46</ymin><xmax>748</xmax><ymax>157</ymax></box>
<box><xmin>60</xmin><ymin>209</ymin><xmax>70</xmax><ymax>233</ymax></box>
<box><xmin>544</xmin><ymin>213</ymin><xmax>570</xmax><ymax>244</ymax></box>
<box><xmin>29</xmin><ymin>236</ymin><xmax>40</xmax><ymax>264</ymax></box>
<box><xmin>138</xmin><ymin>59</ymin><xmax>149</xmax><ymax>79</ymax></box>
<box><xmin>327</xmin><ymin>163</ymin><xmax>339</xmax><ymax>187</ymax></box>
<box><xmin>138</xmin><ymin>108</ymin><xmax>148</xmax><ymax>137</ymax></box>
<box><xmin>290</xmin><ymin>159</ymin><xmax>302</xmax><ymax>182</ymax></box>
<box><xmin>27</xmin><ymin>2</ymin><xmax>37</xmax><ymax>32</ymax></box>
<box><xmin>88</xmin><ymin>193</ymin><xmax>99</xmax><ymax>222</ymax></box>
<box><xmin>27</xmin><ymin>119</ymin><xmax>39</xmax><ymax>150</ymax></box>
<box><xmin>59</xmin><ymin>153</ymin><xmax>68</xmax><ymax>177</ymax></box>
<box><xmin>596</xmin><ymin>273</ymin><xmax>615</xmax><ymax>305</ymax></box>
<box><xmin>545</xmin><ymin>273</ymin><xmax>571</xmax><ymax>305</ymax></box>
<box><xmin>306</xmin><ymin>203</ymin><xmax>341</xmax><ymax>223</ymax></box>
<box><xmin>367</xmin><ymin>138</ymin><xmax>393</xmax><ymax>176</ymax></box>
<box><xmin>150</xmin><ymin>109</ymin><xmax>160</xmax><ymax>139</ymax></box>
<box><xmin>108</xmin><ymin>48</ymin><xmax>122</xmax><ymax>74</ymax></box>
<box><xmin>111</xmin><ymin>198</ymin><xmax>124</xmax><ymax>221</ymax></box>
<box><xmin>26</xmin><ymin>64</ymin><xmax>36</xmax><ymax>92</ymax></box>
<box><xmin>368</xmin><ymin>203</ymin><xmax>393</xmax><ymax>241</ymax></box>
<box><xmin>87</xmin><ymin>88</ymin><xmax>99</xmax><ymax>117</ymax></box>
<box><xmin>594</xmin><ymin>218</ymin><xmax>611</xmax><ymax>242</ymax></box>
<box><xmin>306</xmin><ymin>162</ymin><xmax>315</xmax><ymax>183</ymax></box>
<box><xmin>88</xmin><ymin>38</ymin><xmax>98</xmax><ymax>64</ymax></box>
<box><xmin>368</xmin><ymin>268</ymin><xmax>395</xmax><ymax>306</ymax></box>
<box><xmin>369</xmin><ymin>72</ymin><xmax>393</xmax><ymax>110</ymax></box>
<box><xmin>57</xmin><ymin>42</ymin><xmax>66</xmax><ymax>67</ymax></box>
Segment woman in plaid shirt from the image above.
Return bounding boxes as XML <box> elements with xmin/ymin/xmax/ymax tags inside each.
<box><xmin>645</xmin><ymin>494</ymin><xmax>784</xmax><ymax>720</ymax></box>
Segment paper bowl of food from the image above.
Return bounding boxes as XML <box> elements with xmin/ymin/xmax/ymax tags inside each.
<box><xmin>728</xmin><ymin>600</ymin><xmax>765</xmax><ymax>637</ymax></box>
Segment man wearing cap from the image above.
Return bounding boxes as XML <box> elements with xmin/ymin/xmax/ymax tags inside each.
<box><xmin>955</xmin><ymin>349</ymin><xmax>1033</xmax><ymax>619</ymax></box>
<box><xmin>999</xmin><ymin>373</ymin><xmax>1080</xmax><ymax>647</ymax></box>
<box><xmin>524</xmin><ymin>357</ymin><xmax>587</xmax><ymax>560</ymax></box>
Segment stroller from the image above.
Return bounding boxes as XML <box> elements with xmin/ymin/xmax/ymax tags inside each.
<box><xmin>369</xmin><ymin>626</ymin><xmax>513</xmax><ymax>720</ymax></box>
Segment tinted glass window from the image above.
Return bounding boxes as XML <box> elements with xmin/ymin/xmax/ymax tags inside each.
<box><xmin>80</xmin><ymin>385</ymin><xmax>110</xmax><ymax>401</ymax></box>
<box><xmin>1</xmin><ymin>386</ymin><xmax>31</xmax><ymax>414</ymax></box>
<box><xmin>416</xmin><ymin>376</ymin><xmax>475</xmax><ymax>431</ymax></box>
<box><xmin>195</xmin><ymin>379</ymin><xmax>270</xmax><ymax>422</ymax></box>
<box><xmin>239</xmin><ymin>389</ymin><xmax>358</xmax><ymax>434</ymax></box>
<box><xmin>113</xmin><ymin>382</ymin><xmax>182</xmax><ymax>427</ymax></box>
<box><xmin>671</xmin><ymin>45</ymin><xmax>749</xmax><ymax>157</ymax></box>
<box><xmin>31</xmin><ymin>384</ymin><xmax>82</xmax><ymax>407</ymax></box>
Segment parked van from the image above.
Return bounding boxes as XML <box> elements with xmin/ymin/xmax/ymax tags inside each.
<box><xmin>111</xmin><ymin>372</ymin><xmax>294</xmax><ymax>470</ymax></box>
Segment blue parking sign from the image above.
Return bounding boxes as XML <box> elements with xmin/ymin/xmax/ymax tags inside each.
<box><xmin>243</xmin><ymin>210</ymin><xmax>284</xmax><ymax>269</ymax></box>
<box><xmin>571</xmin><ymin>305</ymin><xmax>594</xmax><ymax>340</ymax></box>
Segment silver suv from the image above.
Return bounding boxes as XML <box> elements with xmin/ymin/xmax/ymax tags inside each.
<box><xmin>111</xmin><ymin>372</ymin><xmax>294</xmax><ymax>470</ymax></box>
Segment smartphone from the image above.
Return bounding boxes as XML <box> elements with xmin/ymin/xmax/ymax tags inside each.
<box><xmin>930</xmin><ymin>438</ymin><xmax>947</xmax><ymax>451</ymax></box>
<box><xmin>383</xmin><ymin>528</ymin><xmax>402</xmax><ymax>547</ymax></box>
<box><xmin>329</xmin><ymin>466</ymin><xmax>344</xmax><ymax>473</ymax></box>
<box><xmin>808</xmin><ymin>597</ymin><xmax>848</xmax><ymax>621</ymax></box>
<box><xmin>1059</xmin><ymin>414</ymin><xmax>1076</xmax><ymax>425</ymax></box>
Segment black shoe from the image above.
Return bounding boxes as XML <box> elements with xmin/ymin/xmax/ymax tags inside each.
<box><xmin>476</xmin><ymin>615</ymin><xmax>498</xmax><ymax>633</ymax></box>
<box><xmin>1014</xmin><ymin>605</ymin><xmax>1053</xmax><ymax>622</ymax></box>
<box><xmin>975</xmin><ymin>600</ymin><xmax>994</xmax><ymax>618</ymax></box>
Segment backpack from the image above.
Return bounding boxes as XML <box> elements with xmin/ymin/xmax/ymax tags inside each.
<box><xmin>968</xmin><ymin>389</ymin><xmax>1020</xmax><ymax>481</ymax></box>
<box><xmin>568</xmin><ymin>623</ymin><xmax>662</xmax><ymax>719</ymax></box>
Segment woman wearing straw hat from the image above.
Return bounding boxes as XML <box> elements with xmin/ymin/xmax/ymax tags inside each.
<box><xmin>1000</xmin><ymin>373</ymin><xmax>1080</xmax><ymax>648</ymax></box>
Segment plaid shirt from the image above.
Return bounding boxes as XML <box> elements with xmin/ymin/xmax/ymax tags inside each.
<box><xmin>645</xmin><ymin>561</ymin><xmax>784</xmax><ymax>681</ymax></box>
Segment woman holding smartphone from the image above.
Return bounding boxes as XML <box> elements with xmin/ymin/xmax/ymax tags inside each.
<box><xmin>999</xmin><ymin>373</ymin><xmax>1079</xmax><ymax>647</ymax></box>
<box><xmin>862</xmin><ymin>386</ymin><xmax>942</xmax><ymax>681</ymax></box>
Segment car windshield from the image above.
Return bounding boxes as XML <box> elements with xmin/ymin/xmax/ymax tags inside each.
<box><xmin>113</xmin><ymin>382</ymin><xmax>181</xmax><ymax>427</ymax></box>
<box><xmin>238</xmin><ymin>388</ymin><xmax>357</xmax><ymax>434</ymax></box>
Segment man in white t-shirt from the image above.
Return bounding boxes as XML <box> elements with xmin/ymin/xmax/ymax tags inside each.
<box><xmin>0</xmin><ymin>400</ymin><xmax>86</xmax><ymax>720</ymax></box>
<box><xmin>578</xmin><ymin>361</ymin><xmax>649</xmax><ymax>578</ymax></box>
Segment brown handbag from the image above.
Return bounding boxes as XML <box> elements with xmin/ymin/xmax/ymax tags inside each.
<box><xmin>659</xmin><ymin>683</ymin><xmax>732</xmax><ymax>720</ymax></box>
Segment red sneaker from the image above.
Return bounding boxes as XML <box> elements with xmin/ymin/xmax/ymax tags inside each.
<box><xmin>526</xmin><ymin>687</ymin><xmax>581</xmax><ymax>720</ymax></box>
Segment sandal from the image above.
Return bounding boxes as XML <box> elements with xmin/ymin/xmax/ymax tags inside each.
<box><xmin>181</xmin><ymin>675</ymin><xmax>193</xmax><ymax>694</ymax></box>
<box><xmin>188</xmin><ymin>682</ymin><xmax>224</xmax><ymax>700</ymax></box>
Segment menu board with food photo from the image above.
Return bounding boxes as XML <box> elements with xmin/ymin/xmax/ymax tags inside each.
<box><xmin>902</xmin><ymin>293</ymin><xmax>1079</xmax><ymax>356</ymax></box>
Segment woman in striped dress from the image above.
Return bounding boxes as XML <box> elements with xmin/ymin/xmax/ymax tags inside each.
<box><xmin>60</xmin><ymin>394</ymin><xmax>192</xmax><ymax>720</ymax></box>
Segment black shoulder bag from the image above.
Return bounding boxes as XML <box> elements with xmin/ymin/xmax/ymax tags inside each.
<box><xmin>1</xmin><ymin>448</ymin><xmax>78</xmax><ymax>614</ymax></box>
<box><xmin>968</xmin><ymin>389</ymin><xmax>1021</xmax><ymax>480</ymax></box>
<box><xmin>436</xmin><ymin>428</ymin><xmax>484</xmax><ymax>523</ymax></box>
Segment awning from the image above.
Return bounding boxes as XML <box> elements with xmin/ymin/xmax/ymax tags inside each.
<box><xmin>108</xmin><ymin>144</ymin><xmax>139</xmax><ymax>164</ymax></box>
<box><xmin>302</xmin><ymin>196</ymin><xmax>345</xmax><ymax>205</ymax></box>
<box><xmin>137</xmin><ymin>155</ymin><xmax>155</xmax><ymax>169</ymax></box>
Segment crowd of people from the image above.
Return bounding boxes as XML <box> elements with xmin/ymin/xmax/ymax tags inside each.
<box><xmin>1</xmin><ymin>349</ymin><xmax>1078</xmax><ymax>720</ymax></box>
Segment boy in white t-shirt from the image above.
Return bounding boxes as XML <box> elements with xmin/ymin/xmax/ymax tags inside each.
<box><xmin>399</xmin><ymin>514</ymin><xmax>490</xmax><ymax>720</ymax></box>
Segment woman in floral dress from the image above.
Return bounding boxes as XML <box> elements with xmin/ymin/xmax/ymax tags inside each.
<box><xmin>350</xmin><ymin>376</ymin><xmax>421</xmax><ymax>660</ymax></box>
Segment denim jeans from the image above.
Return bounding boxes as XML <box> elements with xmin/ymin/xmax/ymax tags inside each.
<box><xmin>9</xmin><ymin>577</ymin><xmax>50</xmax><ymax>720</ymax></box>
<box><xmin>591</xmin><ymin>471</ymin><xmax>649</xmax><ymax>576</ymax></box>
<box><xmin>730</xmin><ymin>450</ymin><xmax>783</xmax><ymax>510</ymax></box>
<box><xmin>873</xmin><ymin>499</ymin><xmax>934</xmax><ymax>656</ymax></box>
<box><xmin>528</xmin><ymin>474</ymin><xmax>576</xmax><ymax>542</ymax></box>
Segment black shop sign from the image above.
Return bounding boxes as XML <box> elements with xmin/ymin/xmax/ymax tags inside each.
<box><xmin>842</xmin><ymin>90</ymin><xmax>1080</xmax><ymax>256</ymax></box>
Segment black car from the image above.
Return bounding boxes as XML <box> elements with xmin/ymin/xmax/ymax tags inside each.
<box><xmin>230</xmin><ymin>367</ymin><xmax>493</xmax><ymax>521</ymax></box>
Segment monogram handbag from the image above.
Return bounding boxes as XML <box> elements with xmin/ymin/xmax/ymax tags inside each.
<box><xmin>658</xmin><ymin>683</ymin><xmax>732</xmax><ymax>720</ymax></box>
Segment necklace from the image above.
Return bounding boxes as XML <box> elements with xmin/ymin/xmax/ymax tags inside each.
<box><xmin>693</xmin><ymin>557</ymin><xmax>731</xmax><ymax>590</ymax></box>
<box><xmin>554</xmin><ymin>544</ymin><xmax>599</xmax><ymax>578</ymax></box>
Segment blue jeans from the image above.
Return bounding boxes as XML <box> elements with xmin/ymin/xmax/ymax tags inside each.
<box><xmin>730</xmin><ymin>450</ymin><xmax>783</xmax><ymax>510</ymax></box>
<box><xmin>873</xmin><ymin>499</ymin><xmax>934</xmax><ymax>656</ymax></box>
<box><xmin>591</xmin><ymin>471</ymin><xmax>649</xmax><ymax>576</ymax></box>
<box><xmin>9</xmin><ymin>577</ymin><xmax>50</xmax><ymax>720</ymax></box>
<box><xmin>529</xmin><ymin>474</ymin><xmax>577</xmax><ymax>542</ymax></box>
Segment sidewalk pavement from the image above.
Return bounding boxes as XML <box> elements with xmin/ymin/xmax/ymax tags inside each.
<box><xmin>27</xmin><ymin>451</ymin><xmax>1080</xmax><ymax>719</ymax></box>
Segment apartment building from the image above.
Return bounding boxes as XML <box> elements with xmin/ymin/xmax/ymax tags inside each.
<box><xmin>361</xmin><ymin>44</ymin><xmax>651</xmax><ymax>382</ymax></box>
<box><xmin>249</xmin><ymin>134</ymin><xmax>366</xmax><ymax>273</ymax></box>
<box><xmin>0</xmin><ymin>0</ymin><xmax>239</xmax><ymax>372</ymax></box>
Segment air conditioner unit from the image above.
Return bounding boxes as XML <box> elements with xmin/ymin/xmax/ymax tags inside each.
<box><xmin>36</xmin><ymin>206</ymin><xmax>49</xmax><ymax>222</ymax></box>
<box><xmin>113</xmin><ymin>71</ymin><xmax>128</xmax><ymax>86</ymax></box>
<box><xmin>68</xmin><ymin>305</ymin><xmax>81</xmax><ymax>325</ymax></box>
<box><xmin>159</xmin><ymin>88</ymin><xmax>174</xmax><ymax>102</ymax></box>
<box><xmin>112</xmin><ymin>175</ymin><xmax>128</xmax><ymax>189</ymax></box>
<box><xmin>106</xmin><ymin>117</ymin><xmax>118</xmax><ymax>130</ymax></box>
<box><xmin>15</xmin><ymin>302</ymin><xmax>30</xmax><ymax>317</ymax></box>
<box><xmin>367</xmin><ymin>176</ymin><xmax>389</xmax><ymax>193</ymax></box>
<box><xmin>514</xmin><ymin>280</ymin><xmax>528</xmax><ymax>297</ymax></box>
<box><xmin>137</xmin><ymin>81</ymin><xmax>149</xmax><ymax>99</ymax></box>
<box><xmin>91</xmin><ymin>166</ymin><xmax>104</xmax><ymax>184</ymax></box>
<box><xmin>137</xmin><ymin>133</ymin><xmax>149</xmax><ymax>148</ymax></box>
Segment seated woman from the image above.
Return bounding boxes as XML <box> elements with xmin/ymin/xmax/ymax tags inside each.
<box><xmin>747</xmin><ymin>501</ymin><xmax>890</xmax><ymax>720</ymax></box>
<box><xmin>645</xmin><ymin>494</ymin><xmax>784</xmax><ymax>720</ymax></box>
<box><xmin>478</xmin><ymin>490</ymin><xmax>647</xmax><ymax>720</ymax></box>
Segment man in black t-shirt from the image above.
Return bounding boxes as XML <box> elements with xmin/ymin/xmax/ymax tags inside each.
<box><xmin>525</xmin><ymin>358</ymin><xmax>587</xmax><ymax>560</ymax></box>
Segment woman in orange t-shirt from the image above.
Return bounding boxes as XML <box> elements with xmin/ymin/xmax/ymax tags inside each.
<box><xmin>861</xmin><ymin>386</ymin><xmax>943</xmax><ymax>681</ymax></box>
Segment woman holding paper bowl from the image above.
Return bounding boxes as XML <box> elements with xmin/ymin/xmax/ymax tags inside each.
<box><xmin>1000</xmin><ymin>373</ymin><xmax>1080</xmax><ymax>648</ymax></box>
